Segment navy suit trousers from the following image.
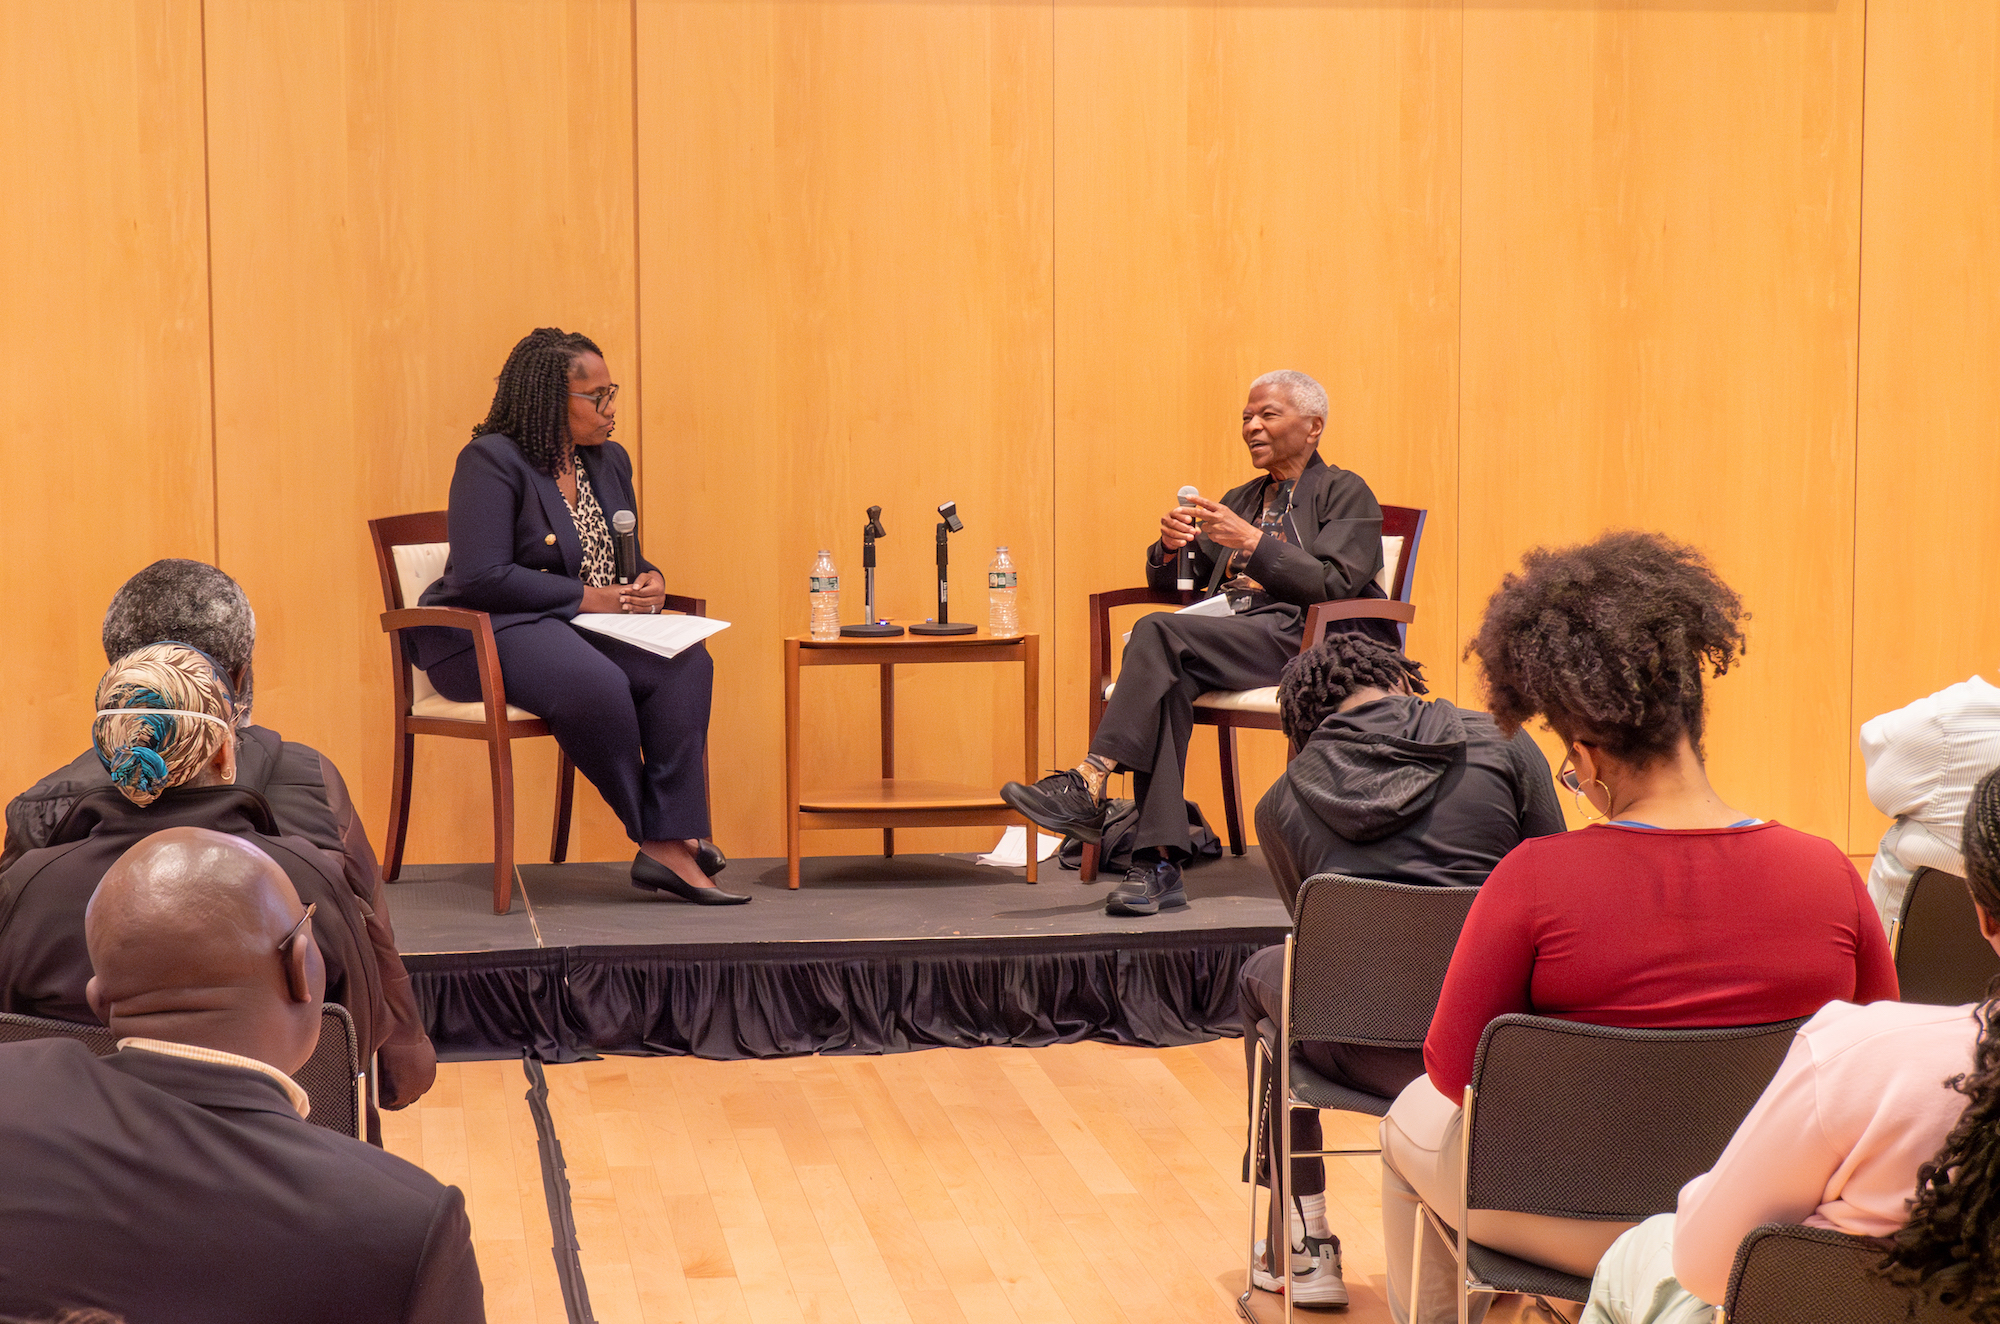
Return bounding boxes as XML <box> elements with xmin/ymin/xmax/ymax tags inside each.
<box><xmin>427</xmin><ymin>619</ymin><xmax>712</xmax><ymax>843</ymax></box>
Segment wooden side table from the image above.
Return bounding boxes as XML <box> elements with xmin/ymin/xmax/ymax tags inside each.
<box><xmin>783</xmin><ymin>627</ymin><xmax>1040</xmax><ymax>888</ymax></box>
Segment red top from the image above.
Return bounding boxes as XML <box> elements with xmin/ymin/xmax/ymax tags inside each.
<box><xmin>1423</xmin><ymin>822</ymin><xmax>1899</xmax><ymax>1099</ymax></box>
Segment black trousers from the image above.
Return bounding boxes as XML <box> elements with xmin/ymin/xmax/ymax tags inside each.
<box><xmin>1088</xmin><ymin>605</ymin><xmax>1302</xmax><ymax>854</ymax></box>
<box><xmin>427</xmin><ymin>619</ymin><xmax>713</xmax><ymax>843</ymax></box>
<box><xmin>1239</xmin><ymin>943</ymin><xmax>1425</xmax><ymax>1213</ymax></box>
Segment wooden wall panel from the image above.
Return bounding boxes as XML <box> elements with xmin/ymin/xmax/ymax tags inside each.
<box><xmin>636</xmin><ymin>0</ymin><xmax>1055</xmax><ymax>860</ymax></box>
<box><xmin>1849</xmin><ymin>2</ymin><xmax>2000</xmax><ymax>853</ymax></box>
<box><xmin>1052</xmin><ymin>3</ymin><xmax>1461</xmax><ymax>843</ymax></box>
<box><xmin>205</xmin><ymin>0</ymin><xmax>638</xmax><ymax>866</ymax></box>
<box><xmin>1457</xmin><ymin>2</ymin><xmax>1864</xmax><ymax>840</ymax></box>
<box><xmin>0</xmin><ymin>1</ymin><xmax>214</xmax><ymax>805</ymax></box>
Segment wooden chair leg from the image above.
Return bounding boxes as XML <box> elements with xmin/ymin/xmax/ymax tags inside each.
<box><xmin>1217</xmin><ymin>725</ymin><xmax>1246</xmax><ymax>856</ymax></box>
<box><xmin>488</xmin><ymin>737</ymin><xmax>518</xmax><ymax>915</ymax></box>
<box><xmin>1080</xmin><ymin>840</ymin><xmax>1099</xmax><ymax>882</ymax></box>
<box><xmin>550</xmin><ymin>747</ymin><xmax>575</xmax><ymax>864</ymax></box>
<box><xmin>383</xmin><ymin>727</ymin><xmax>415</xmax><ymax>881</ymax></box>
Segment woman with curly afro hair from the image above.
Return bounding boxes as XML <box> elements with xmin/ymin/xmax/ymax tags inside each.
<box><xmin>403</xmin><ymin>329</ymin><xmax>745</xmax><ymax>905</ymax></box>
<box><xmin>1581</xmin><ymin>763</ymin><xmax>2000</xmax><ymax>1324</ymax></box>
<box><xmin>1375</xmin><ymin>531</ymin><xmax>1897</xmax><ymax>1324</ymax></box>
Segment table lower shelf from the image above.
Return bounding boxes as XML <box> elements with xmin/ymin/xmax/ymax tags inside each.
<box><xmin>798</xmin><ymin>778</ymin><xmax>1016</xmax><ymax>820</ymax></box>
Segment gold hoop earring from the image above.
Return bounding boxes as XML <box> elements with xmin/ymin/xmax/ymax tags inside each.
<box><xmin>1572</xmin><ymin>779</ymin><xmax>1611</xmax><ymax>824</ymax></box>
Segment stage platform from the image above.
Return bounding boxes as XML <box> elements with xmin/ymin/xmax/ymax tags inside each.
<box><xmin>390</xmin><ymin>850</ymin><xmax>1288</xmax><ymax>1062</ymax></box>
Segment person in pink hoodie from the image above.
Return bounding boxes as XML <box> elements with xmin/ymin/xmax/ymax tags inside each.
<box><xmin>1582</xmin><ymin>764</ymin><xmax>2000</xmax><ymax>1324</ymax></box>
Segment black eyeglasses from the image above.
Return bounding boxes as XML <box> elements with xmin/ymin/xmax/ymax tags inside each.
<box><xmin>568</xmin><ymin>384</ymin><xmax>619</xmax><ymax>415</ymax></box>
<box><xmin>278</xmin><ymin>901</ymin><xmax>316</xmax><ymax>958</ymax></box>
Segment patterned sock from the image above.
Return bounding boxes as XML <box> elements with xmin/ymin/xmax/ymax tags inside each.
<box><xmin>1076</xmin><ymin>754</ymin><xmax>1114</xmax><ymax>801</ymax></box>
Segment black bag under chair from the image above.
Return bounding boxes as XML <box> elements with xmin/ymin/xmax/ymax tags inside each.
<box><xmin>1057</xmin><ymin>797</ymin><xmax>1223</xmax><ymax>874</ymax></box>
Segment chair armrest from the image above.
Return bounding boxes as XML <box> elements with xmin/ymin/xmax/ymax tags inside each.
<box><xmin>377</xmin><ymin>607</ymin><xmax>514</xmax><ymax>726</ymax></box>
<box><xmin>1087</xmin><ymin>587</ymin><xmax>1183</xmax><ymax>738</ymax></box>
<box><xmin>379</xmin><ymin>606</ymin><xmax>493</xmax><ymax>634</ymax></box>
<box><xmin>662</xmin><ymin>593</ymin><xmax>706</xmax><ymax>617</ymax></box>
<box><xmin>1299</xmin><ymin>599</ymin><xmax>1416</xmax><ymax>653</ymax></box>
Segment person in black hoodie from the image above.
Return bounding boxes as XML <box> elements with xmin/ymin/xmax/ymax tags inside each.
<box><xmin>1240</xmin><ymin>633</ymin><xmax>1565</xmax><ymax>1308</ymax></box>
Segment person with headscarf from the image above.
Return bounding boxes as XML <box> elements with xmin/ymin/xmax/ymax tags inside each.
<box><xmin>0</xmin><ymin>643</ymin><xmax>384</xmax><ymax>1121</ymax></box>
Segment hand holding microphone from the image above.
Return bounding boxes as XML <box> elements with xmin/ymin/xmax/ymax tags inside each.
<box><xmin>1161</xmin><ymin>486</ymin><xmax>1201</xmax><ymax>550</ymax></box>
<box><xmin>610</xmin><ymin>509</ymin><xmax>666</xmax><ymax>613</ymax></box>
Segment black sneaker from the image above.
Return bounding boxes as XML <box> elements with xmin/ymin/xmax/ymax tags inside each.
<box><xmin>1000</xmin><ymin>770</ymin><xmax>1109</xmax><ymax>843</ymax></box>
<box><xmin>1106</xmin><ymin>858</ymin><xmax>1186</xmax><ymax>916</ymax></box>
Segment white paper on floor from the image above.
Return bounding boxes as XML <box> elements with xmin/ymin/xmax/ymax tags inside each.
<box><xmin>977</xmin><ymin>824</ymin><xmax>1064</xmax><ymax>867</ymax></box>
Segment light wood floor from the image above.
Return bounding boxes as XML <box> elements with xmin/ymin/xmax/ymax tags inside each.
<box><xmin>383</xmin><ymin>1041</ymin><xmax>1562</xmax><ymax>1324</ymax></box>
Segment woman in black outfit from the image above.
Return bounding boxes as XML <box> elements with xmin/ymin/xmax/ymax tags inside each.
<box><xmin>405</xmin><ymin>328</ymin><xmax>745</xmax><ymax>904</ymax></box>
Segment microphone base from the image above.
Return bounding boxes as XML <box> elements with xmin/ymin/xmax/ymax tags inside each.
<box><xmin>839</xmin><ymin>622</ymin><xmax>906</xmax><ymax>638</ymax></box>
<box><xmin>909</xmin><ymin>621</ymin><xmax>977</xmax><ymax>636</ymax></box>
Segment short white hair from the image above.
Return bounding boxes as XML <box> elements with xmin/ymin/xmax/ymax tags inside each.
<box><xmin>1250</xmin><ymin>369</ymin><xmax>1328</xmax><ymax>421</ymax></box>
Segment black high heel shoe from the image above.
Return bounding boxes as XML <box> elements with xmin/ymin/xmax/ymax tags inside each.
<box><xmin>693</xmin><ymin>840</ymin><xmax>728</xmax><ymax>878</ymax></box>
<box><xmin>631</xmin><ymin>852</ymin><xmax>750</xmax><ymax>905</ymax></box>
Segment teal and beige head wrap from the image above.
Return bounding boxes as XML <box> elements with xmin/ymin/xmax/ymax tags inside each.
<box><xmin>92</xmin><ymin>642</ymin><xmax>239</xmax><ymax>807</ymax></box>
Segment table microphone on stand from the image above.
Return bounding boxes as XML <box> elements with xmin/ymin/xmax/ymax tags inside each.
<box><xmin>840</xmin><ymin>505</ymin><xmax>904</xmax><ymax>637</ymax></box>
<box><xmin>910</xmin><ymin>500</ymin><xmax>977</xmax><ymax>635</ymax></box>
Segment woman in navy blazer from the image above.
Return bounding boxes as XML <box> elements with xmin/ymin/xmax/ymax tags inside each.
<box><xmin>408</xmin><ymin>328</ymin><xmax>747</xmax><ymax>904</ymax></box>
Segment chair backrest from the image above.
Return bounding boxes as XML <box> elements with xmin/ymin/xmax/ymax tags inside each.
<box><xmin>1286</xmin><ymin>874</ymin><xmax>1480</xmax><ymax>1049</ymax></box>
<box><xmin>368</xmin><ymin>511</ymin><xmax>452</xmax><ymax>710</ymax></box>
<box><xmin>0</xmin><ymin>1010</ymin><xmax>117</xmax><ymax>1055</ymax></box>
<box><xmin>1378</xmin><ymin>505</ymin><xmax>1426</xmax><ymax>604</ymax></box>
<box><xmin>1462</xmin><ymin>1014</ymin><xmax>1804</xmax><ymax>1219</ymax></box>
<box><xmin>0</xmin><ymin>1005</ymin><xmax>364</xmax><ymax>1139</ymax></box>
<box><xmin>1895</xmin><ymin>868</ymin><xmax>2000</xmax><ymax>1006</ymax></box>
<box><xmin>297</xmin><ymin>1002</ymin><xmax>365</xmax><ymax>1139</ymax></box>
<box><xmin>1724</xmin><ymin>1222</ymin><xmax>1970</xmax><ymax>1323</ymax></box>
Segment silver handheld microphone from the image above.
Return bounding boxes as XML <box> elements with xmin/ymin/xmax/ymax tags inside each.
<box><xmin>1174</xmin><ymin>486</ymin><xmax>1200</xmax><ymax>591</ymax></box>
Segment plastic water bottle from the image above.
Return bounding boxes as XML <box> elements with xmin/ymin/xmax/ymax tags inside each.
<box><xmin>988</xmin><ymin>546</ymin><xmax>1019</xmax><ymax>636</ymax></box>
<box><xmin>809</xmin><ymin>550</ymin><xmax>841</xmax><ymax>640</ymax></box>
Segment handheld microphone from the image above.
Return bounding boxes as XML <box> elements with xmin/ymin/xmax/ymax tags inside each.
<box><xmin>611</xmin><ymin>509</ymin><xmax>639</xmax><ymax>585</ymax></box>
<box><xmin>1175</xmin><ymin>486</ymin><xmax>1200</xmax><ymax>591</ymax></box>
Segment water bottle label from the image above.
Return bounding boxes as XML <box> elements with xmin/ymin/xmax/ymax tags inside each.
<box><xmin>988</xmin><ymin>572</ymin><xmax>1017</xmax><ymax>589</ymax></box>
<box><xmin>810</xmin><ymin>576</ymin><xmax>838</xmax><ymax>592</ymax></box>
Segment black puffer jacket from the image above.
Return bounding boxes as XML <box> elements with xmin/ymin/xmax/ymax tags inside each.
<box><xmin>1253</xmin><ymin>695</ymin><xmax>1567</xmax><ymax>911</ymax></box>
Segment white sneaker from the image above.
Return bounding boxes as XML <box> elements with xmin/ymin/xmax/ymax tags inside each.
<box><xmin>1251</xmin><ymin>1235</ymin><xmax>1349</xmax><ymax>1309</ymax></box>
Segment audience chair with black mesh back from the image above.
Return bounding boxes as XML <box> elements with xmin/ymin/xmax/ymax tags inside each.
<box><xmin>1722</xmin><ymin>1222</ymin><xmax>1972</xmax><ymax>1324</ymax></box>
<box><xmin>0</xmin><ymin>1005</ymin><xmax>364</xmax><ymax>1141</ymax></box>
<box><xmin>1891</xmin><ymin>867</ymin><xmax>2000</xmax><ymax>1006</ymax></box>
<box><xmin>1081</xmin><ymin>505</ymin><xmax>1426</xmax><ymax>880</ymax></box>
<box><xmin>1239</xmin><ymin>874</ymin><xmax>1480</xmax><ymax>1324</ymax></box>
<box><xmin>0</xmin><ymin>1010</ymin><xmax>116</xmax><ymax>1055</ymax></box>
<box><xmin>1412</xmin><ymin>1014</ymin><xmax>1806</xmax><ymax>1319</ymax></box>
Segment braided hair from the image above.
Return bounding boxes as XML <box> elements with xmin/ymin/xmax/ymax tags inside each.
<box><xmin>1277</xmin><ymin>633</ymin><xmax>1428</xmax><ymax>744</ymax></box>
<box><xmin>472</xmin><ymin>328</ymin><xmax>603</xmax><ymax>476</ymax></box>
<box><xmin>92</xmin><ymin>642</ymin><xmax>239</xmax><ymax>806</ymax></box>
<box><xmin>1464</xmin><ymin>530</ymin><xmax>1747</xmax><ymax>764</ymax></box>
<box><xmin>1878</xmin><ymin>766</ymin><xmax>2000</xmax><ymax>1320</ymax></box>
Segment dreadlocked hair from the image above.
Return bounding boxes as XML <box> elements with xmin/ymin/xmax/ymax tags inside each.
<box><xmin>1464</xmin><ymin>530</ymin><xmax>1746</xmax><ymax>764</ymax></box>
<box><xmin>1877</xmin><ymin>766</ymin><xmax>2000</xmax><ymax>1321</ymax></box>
<box><xmin>1277</xmin><ymin>632</ymin><xmax>1428</xmax><ymax>745</ymax></box>
<box><xmin>472</xmin><ymin>328</ymin><xmax>603</xmax><ymax>476</ymax></box>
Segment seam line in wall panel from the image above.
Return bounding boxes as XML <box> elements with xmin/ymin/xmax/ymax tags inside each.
<box><xmin>199</xmin><ymin>0</ymin><xmax>220</xmax><ymax>564</ymax></box>
<box><xmin>1455</xmin><ymin>0</ymin><xmax>1465</xmax><ymax>706</ymax></box>
<box><xmin>1846</xmin><ymin>0</ymin><xmax>1870</xmax><ymax>853</ymax></box>
<box><xmin>630</xmin><ymin>0</ymin><xmax>644</xmax><ymax>501</ymax></box>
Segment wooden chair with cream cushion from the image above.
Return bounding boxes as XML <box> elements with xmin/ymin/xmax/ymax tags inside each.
<box><xmin>368</xmin><ymin>510</ymin><xmax>577</xmax><ymax>916</ymax></box>
<box><xmin>1080</xmin><ymin>505</ymin><xmax>1424</xmax><ymax>881</ymax></box>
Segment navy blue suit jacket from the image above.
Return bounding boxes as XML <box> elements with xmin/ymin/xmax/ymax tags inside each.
<box><xmin>406</xmin><ymin>434</ymin><xmax>660</xmax><ymax>670</ymax></box>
